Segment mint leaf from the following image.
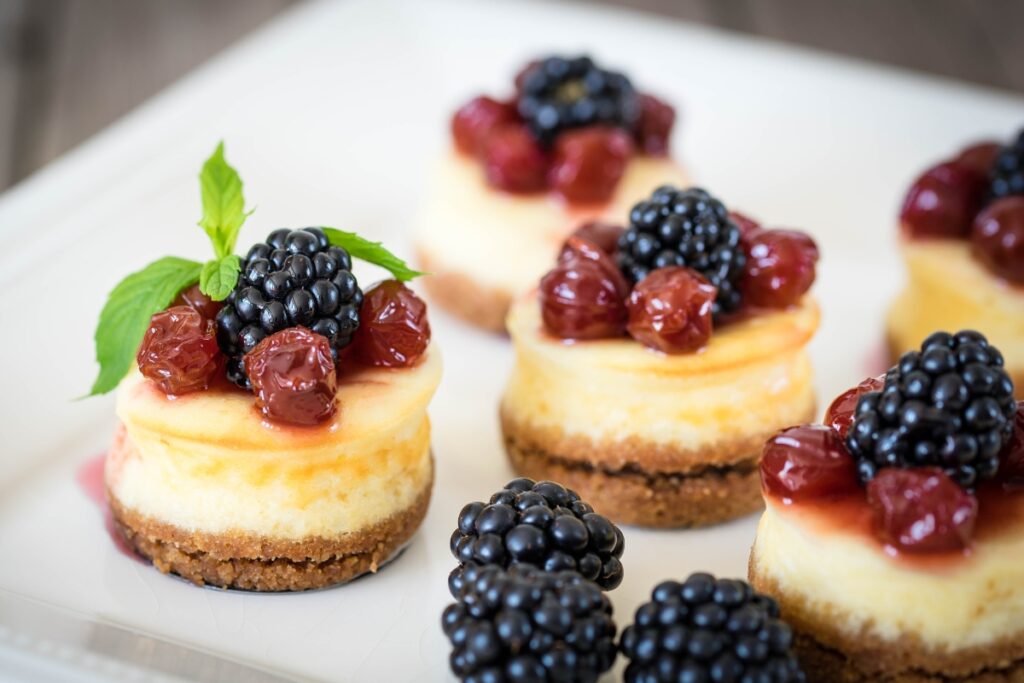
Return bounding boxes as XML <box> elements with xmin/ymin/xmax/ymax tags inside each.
<box><xmin>322</xmin><ymin>228</ymin><xmax>425</xmax><ymax>282</ymax></box>
<box><xmin>198</xmin><ymin>142</ymin><xmax>250</xmax><ymax>258</ymax></box>
<box><xmin>88</xmin><ymin>257</ymin><xmax>203</xmax><ymax>396</ymax></box>
<box><xmin>199</xmin><ymin>254</ymin><xmax>241</xmax><ymax>301</ymax></box>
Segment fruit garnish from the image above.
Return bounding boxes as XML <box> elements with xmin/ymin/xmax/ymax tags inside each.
<box><xmin>351</xmin><ymin>280</ymin><xmax>431</xmax><ymax>368</ymax></box>
<box><xmin>451</xmin><ymin>96</ymin><xmax>518</xmax><ymax>156</ymax></box>
<box><xmin>989</xmin><ymin>129</ymin><xmax>1024</xmax><ymax>202</ymax></box>
<box><xmin>136</xmin><ymin>306</ymin><xmax>220</xmax><ymax>396</ymax></box>
<box><xmin>634</xmin><ymin>93</ymin><xmax>675</xmax><ymax>156</ymax></box>
<box><xmin>481</xmin><ymin>124</ymin><xmax>549</xmax><ymax>193</ymax></box>
<box><xmin>172</xmin><ymin>283</ymin><xmax>222</xmax><ymax>321</ymax></box>
<box><xmin>824</xmin><ymin>376</ymin><xmax>884</xmax><ymax>440</ymax></box>
<box><xmin>761</xmin><ymin>425</ymin><xmax>859</xmax><ymax>500</ymax></box>
<box><xmin>729</xmin><ymin>211</ymin><xmax>762</xmax><ymax>240</ymax></box>
<box><xmin>899</xmin><ymin>161</ymin><xmax>986</xmax><ymax>239</ymax></box>
<box><xmin>740</xmin><ymin>229</ymin><xmax>819</xmax><ymax>309</ymax></box>
<box><xmin>540</xmin><ymin>249</ymin><xmax>628</xmax><ymax>340</ymax></box>
<box><xmin>971</xmin><ymin>196</ymin><xmax>1024</xmax><ymax>284</ymax></box>
<box><xmin>867</xmin><ymin>467</ymin><xmax>978</xmax><ymax>553</ymax></box>
<box><xmin>562</xmin><ymin>221</ymin><xmax>624</xmax><ymax>258</ymax></box>
<box><xmin>625</xmin><ymin>266</ymin><xmax>715</xmax><ymax>353</ymax></box>
<box><xmin>998</xmin><ymin>401</ymin><xmax>1024</xmax><ymax>491</ymax></box>
<box><xmin>846</xmin><ymin>331</ymin><xmax>1016</xmax><ymax>488</ymax></box>
<box><xmin>954</xmin><ymin>141</ymin><xmax>1002</xmax><ymax>176</ymax></box>
<box><xmin>244</xmin><ymin>327</ymin><xmax>337</xmax><ymax>426</ymax></box>
<box><xmin>549</xmin><ymin>127</ymin><xmax>632</xmax><ymax>204</ymax></box>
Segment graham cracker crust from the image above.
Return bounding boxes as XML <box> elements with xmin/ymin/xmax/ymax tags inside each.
<box><xmin>749</xmin><ymin>553</ymin><xmax>1024</xmax><ymax>681</ymax></box>
<box><xmin>108</xmin><ymin>479</ymin><xmax>432</xmax><ymax>592</ymax></box>
<box><xmin>416</xmin><ymin>247</ymin><xmax>512</xmax><ymax>333</ymax></box>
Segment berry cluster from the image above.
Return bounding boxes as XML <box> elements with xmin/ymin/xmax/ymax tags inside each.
<box><xmin>620</xmin><ymin>574</ymin><xmax>805</xmax><ymax>683</ymax></box>
<box><xmin>989</xmin><ymin>129</ymin><xmax>1024</xmax><ymax>202</ymax></box>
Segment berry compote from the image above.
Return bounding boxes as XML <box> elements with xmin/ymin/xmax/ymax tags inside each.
<box><xmin>244</xmin><ymin>327</ymin><xmax>337</xmax><ymax>426</ymax></box>
<box><xmin>352</xmin><ymin>280</ymin><xmax>431</xmax><ymax>368</ymax></box>
<box><xmin>137</xmin><ymin>306</ymin><xmax>221</xmax><ymax>395</ymax></box>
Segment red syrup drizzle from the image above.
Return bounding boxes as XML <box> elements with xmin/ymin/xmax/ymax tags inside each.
<box><xmin>74</xmin><ymin>453</ymin><xmax>144</xmax><ymax>562</ymax></box>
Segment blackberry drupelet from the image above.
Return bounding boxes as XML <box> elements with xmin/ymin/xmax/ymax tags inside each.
<box><xmin>216</xmin><ymin>227</ymin><xmax>362</xmax><ymax>388</ymax></box>
<box><xmin>989</xmin><ymin>129</ymin><xmax>1024</xmax><ymax>202</ymax></box>
<box><xmin>846</xmin><ymin>330</ymin><xmax>1017</xmax><ymax>488</ymax></box>
<box><xmin>449</xmin><ymin>478</ymin><xmax>625</xmax><ymax>593</ymax></box>
<box><xmin>517</xmin><ymin>56</ymin><xmax>639</xmax><ymax>146</ymax></box>
<box><xmin>617</xmin><ymin>186</ymin><xmax>747</xmax><ymax>317</ymax></box>
<box><xmin>442</xmin><ymin>564</ymin><xmax>617</xmax><ymax>683</ymax></box>
<box><xmin>620</xmin><ymin>573</ymin><xmax>805</xmax><ymax>683</ymax></box>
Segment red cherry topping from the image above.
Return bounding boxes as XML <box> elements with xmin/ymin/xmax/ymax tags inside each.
<box><xmin>244</xmin><ymin>327</ymin><xmax>337</xmax><ymax>426</ymax></box>
<box><xmin>137</xmin><ymin>306</ymin><xmax>221</xmax><ymax>396</ymax></box>
<box><xmin>634</xmin><ymin>93</ymin><xmax>676</xmax><ymax>156</ymax></box>
<box><xmin>998</xmin><ymin>401</ymin><xmax>1024</xmax><ymax>491</ymax></box>
<box><xmin>954</xmin><ymin>141</ymin><xmax>1002</xmax><ymax>176</ymax></box>
<box><xmin>899</xmin><ymin>161</ymin><xmax>987</xmax><ymax>239</ymax></box>
<box><xmin>761</xmin><ymin>425</ymin><xmax>860</xmax><ymax>501</ymax></box>
<box><xmin>729</xmin><ymin>212</ymin><xmax>762</xmax><ymax>241</ymax></box>
<box><xmin>452</xmin><ymin>96</ymin><xmax>518</xmax><ymax>156</ymax></box>
<box><xmin>540</xmin><ymin>254</ymin><xmax>628</xmax><ymax>340</ymax></box>
<box><xmin>549</xmin><ymin>127</ymin><xmax>633</xmax><ymax>204</ymax></box>
<box><xmin>824</xmin><ymin>376</ymin><xmax>885</xmax><ymax>440</ymax></box>
<box><xmin>740</xmin><ymin>229</ymin><xmax>819</xmax><ymax>308</ymax></box>
<box><xmin>352</xmin><ymin>280</ymin><xmax>431</xmax><ymax>368</ymax></box>
<box><xmin>481</xmin><ymin>124</ymin><xmax>549</xmax><ymax>193</ymax></box>
<box><xmin>867</xmin><ymin>467</ymin><xmax>977</xmax><ymax>553</ymax></box>
<box><xmin>563</xmin><ymin>221</ymin><xmax>624</xmax><ymax>258</ymax></box>
<box><xmin>970</xmin><ymin>196</ymin><xmax>1024</xmax><ymax>284</ymax></box>
<box><xmin>626</xmin><ymin>266</ymin><xmax>715</xmax><ymax>353</ymax></box>
<box><xmin>172</xmin><ymin>283</ymin><xmax>222</xmax><ymax>321</ymax></box>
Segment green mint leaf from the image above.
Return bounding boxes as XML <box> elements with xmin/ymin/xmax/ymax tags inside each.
<box><xmin>88</xmin><ymin>256</ymin><xmax>203</xmax><ymax>396</ymax></box>
<box><xmin>321</xmin><ymin>227</ymin><xmax>425</xmax><ymax>282</ymax></box>
<box><xmin>198</xmin><ymin>141</ymin><xmax>250</xmax><ymax>258</ymax></box>
<box><xmin>199</xmin><ymin>254</ymin><xmax>241</xmax><ymax>301</ymax></box>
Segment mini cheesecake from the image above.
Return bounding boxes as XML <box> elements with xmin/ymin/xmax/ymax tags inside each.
<box><xmin>107</xmin><ymin>347</ymin><xmax>441</xmax><ymax>591</ymax></box>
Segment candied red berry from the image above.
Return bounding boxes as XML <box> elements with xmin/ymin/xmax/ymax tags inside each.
<box><xmin>998</xmin><ymin>401</ymin><xmax>1024</xmax><ymax>490</ymax></box>
<box><xmin>549</xmin><ymin>127</ymin><xmax>633</xmax><ymax>204</ymax></box>
<box><xmin>540</xmin><ymin>253</ymin><xmax>628</xmax><ymax>340</ymax></box>
<box><xmin>137</xmin><ymin>306</ymin><xmax>221</xmax><ymax>395</ymax></box>
<box><xmin>729</xmin><ymin>211</ymin><xmax>762</xmax><ymax>241</ymax></box>
<box><xmin>172</xmin><ymin>283</ymin><xmax>222</xmax><ymax>321</ymax></box>
<box><xmin>955</xmin><ymin>141</ymin><xmax>1002</xmax><ymax>176</ymax></box>
<box><xmin>741</xmin><ymin>229</ymin><xmax>819</xmax><ymax>308</ymax></box>
<box><xmin>761</xmin><ymin>425</ymin><xmax>859</xmax><ymax>500</ymax></box>
<box><xmin>867</xmin><ymin>468</ymin><xmax>978</xmax><ymax>553</ymax></box>
<box><xmin>824</xmin><ymin>376</ymin><xmax>885</xmax><ymax>440</ymax></box>
<box><xmin>900</xmin><ymin>161</ymin><xmax>987</xmax><ymax>239</ymax></box>
<box><xmin>634</xmin><ymin>93</ymin><xmax>676</xmax><ymax>156</ymax></box>
<box><xmin>352</xmin><ymin>280</ymin><xmax>431</xmax><ymax>367</ymax></box>
<box><xmin>626</xmin><ymin>266</ymin><xmax>715</xmax><ymax>353</ymax></box>
<box><xmin>244</xmin><ymin>327</ymin><xmax>336</xmax><ymax>426</ymax></box>
<box><xmin>481</xmin><ymin>124</ymin><xmax>549</xmax><ymax>193</ymax></box>
<box><xmin>562</xmin><ymin>221</ymin><xmax>624</xmax><ymax>258</ymax></box>
<box><xmin>971</xmin><ymin>196</ymin><xmax>1024</xmax><ymax>284</ymax></box>
<box><xmin>451</xmin><ymin>96</ymin><xmax>519</xmax><ymax>156</ymax></box>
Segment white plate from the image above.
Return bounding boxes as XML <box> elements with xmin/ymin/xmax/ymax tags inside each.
<box><xmin>0</xmin><ymin>0</ymin><xmax>1021</xmax><ymax>680</ymax></box>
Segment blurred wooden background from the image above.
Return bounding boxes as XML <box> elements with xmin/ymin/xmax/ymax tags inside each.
<box><xmin>1</xmin><ymin>0</ymin><xmax>1022</xmax><ymax>191</ymax></box>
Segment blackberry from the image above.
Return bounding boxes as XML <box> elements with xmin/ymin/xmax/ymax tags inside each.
<box><xmin>617</xmin><ymin>186</ymin><xmax>747</xmax><ymax>317</ymax></box>
<box><xmin>989</xmin><ymin>129</ymin><xmax>1024</xmax><ymax>202</ymax></box>
<box><xmin>517</xmin><ymin>55</ymin><xmax>639</xmax><ymax>146</ymax></box>
<box><xmin>847</xmin><ymin>330</ymin><xmax>1017</xmax><ymax>488</ymax></box>
<box><xmin>442</xmin><ymin>564</ymin><xmax>617</xmax><ymax>683</ymax></box>
<box><xmin>216</xmin><ymin>227</ymin><xmax>362</xmax><ymax>388</ymax></box>
<box><xmin>620</xmin><ymin>573</ymin><xmax>805</xmax><ymax>683</ymax></box>
<box><xmin>449</xmin><ymin>479</ymin><xmax>624</xmax><ymax>593</ymax></box>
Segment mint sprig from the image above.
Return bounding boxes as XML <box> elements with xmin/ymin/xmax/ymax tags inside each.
<box><xmin>322</xmin><ymin>227</ymin><xmax>425</xmax><ymax>282</ymax></box>
<box><xmin>197</xmin><ymin>141</ymin><xmax>251</xmax><ymax>297</ymax></box>
<box><xmin>200</xmin><ymin>254</ymin><xmax>242</xmax><ymax>301</ymax></box>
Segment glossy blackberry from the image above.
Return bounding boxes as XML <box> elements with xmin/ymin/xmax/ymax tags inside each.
<box><xmin>617</xmin><ymin>186</ymin><xmax>747</xmax><ymax>317</ymax></box>
<box><xmin>847</xmin><ymin>330</ymin><xmax>1017</xmax><ymax>488</ymax></box>
<box><xmin>620</xmin><ymin>573</ymin><xmax>805</xmax><ymax>683</ymax></box>
<box><xmin>989</xmin><ymin>129</ymin><xmax>1024</xmax><ymax>202</ymax></box>
<box><xmin>517</xmin><ymin>55</ymin><xmax>639</xmax><ymax>146</ymax></box>
<box><xmin>449</xmin><ymin>478</ymin><xmax>625</xmax><ymax>593</ymax></box>
<box><xmin>442</xmin><ymin>564</ymin><xmax>617</xmax><ymax>683</ymax></box>
<box><xmin>216</xmin><ymin>227</ymin><xmax>362</xmax><ymax>388</ymax></box>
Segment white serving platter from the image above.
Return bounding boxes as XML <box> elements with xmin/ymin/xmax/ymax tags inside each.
<box><xmin>0</xmin><ymin>0</ymin><xmax>1021</xmax><ymax>680</ymax></box>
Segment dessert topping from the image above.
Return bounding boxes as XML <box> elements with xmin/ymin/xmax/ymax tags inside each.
<box><xmin>989</xmin><ymin>129</ymin><xmax>1024</xmax><ymax>202</ymax></box>
<box><xmin>172</xmin><ymin>283</ymin><xmax>223</xmax><ymax>321</ymax></box>
<box><xmin>867</xmin><ymin>467</ymin><xmax>978</xmax><ymax>553</ymax></box>
<box><xmin>899</xmin><ymin>161</ymin><xmax>987</xmax><ymax>239</ymax></box>
<box><xmin>740</xmin><ymin>229</ymin><xmax>819</xmax><ymax>308</ymax></box>
<box><xmin>548</xmin><ymin>127</ymin><xmax>632</xmax><ymax>204</ymax></box>
<box><xmin>625</xmin><ymin>266</ymin><xmax>715</xmax><ymax>353</ymax></box>
<box><xmin>452</xmin><ymin>96</ymin><xmax>518</xmax><ymax>156</ymax></box>
<box><xmin>561</xmin><ymin>221</ymin><xmax>624</xmax><ymax>259</ymax></box>
<box><xmin>634</xmin><ymin>93</ymin><xmax>676</xmax><ymax>156</ymax></box>
<box><xmin>970</xmin><ymin>196</ymin><xmax>1024</xmax><ymax>284</ymax></box>
<box><xmin>351</xmin><ymin>280</ymin><xmax>431</xmax><ymax>368</ymax></box>
<box><xmin>998</xmin><ymin>401</ymin><xmax>1024</xmax><ymax>490</ymax></box>
<box><xmin>540</xmin><ymin>245</ymin><xmax>628</xmax><ymax>340</ymax></box>
<box><xmin>244</xmin><ymin>327</ymin><xmax>337</xmax><ymax>426</ymax></box>
<box><xmin>761</xmin><ymin>425</ymin><xmax>860</xmax><ymax>501</ymax></box>
<box><xmin>954</xmin><ymin>141</ymin><xmax>1002</xmax><ymax>177</ymax></box>
<box><xmin>136</xmin><ymin>306</ymin><xmax>221</xmax><ymax>396</ymax></box>
<box><xmin>481</xmin><ymin>124</ymin><xmax>550</xmax><ymax>193</ymax></box>
<box><xmin>824</xmin><ymin>376</ymin><xmax>885</xmax><ymax>440</ymax></box>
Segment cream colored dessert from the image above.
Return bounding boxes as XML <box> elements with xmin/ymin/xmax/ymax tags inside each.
<box><xmin>888</xmin><ymin>238</ymin><xmax>1024</xmax><ymax>397</ymax></box>
<box><xmin>500</xmin><ymin>294</ymin><xmax>819</xmax><ymax>527</ymax></box>
<box><xmin>106</xmin><ymin>347</ymin><xmax>441</xmax><ymax>591</ymax></box>
<box><xmin>416</xmin><ymin>151</ymin><xmax>689</xmax><ymax>331</ymax></box>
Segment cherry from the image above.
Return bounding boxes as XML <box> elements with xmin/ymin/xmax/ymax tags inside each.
<box><xmin>562</xmin><ymin>221</ymin><xmax>624</xmax><ymax>258</ymax></box>
<box><xmin>954</xmin><ymin>141</ymin><xmax>1002</xmax><ymax>176</ymax></box>
<box><xmin>137</xmin><ymin>306</ymin><xmax>221</xmax><ymax>395</ymax></box>
<box><xmin>899</xmin><ymin>161</ymin><xmax>987</xmax><ymax>239</ymax></box>
<box><xmin>634</xmin><ymin>93</ymin><xmax>676</xmax><ymax>156</ymax></box>
<box><xmin>970</xmin><ymin>196</ymin><xmax>1024</xmax><ymax>284</ymax></box>
<box><xmin>172</xmin><ymin>283</ymin><xmax>222</xmax><ymax>321</ymax></box>
<box><xmin>540</xmin><ymin>254</ymin><xmax>628</xmax><ymax>340</ymax></box>
<box><xmin>740</xmin><ymin>229</ymin><xmax>819</xmax><ymax>308</ymax></box>
<box><xmin>824</xmin><ymin>376</ymin><xmax>885</xmax><ymax>440</ymax></box>
<box><xmin>244</xmin><ymin>327</ymin><xmax>336</xmax><ymax>426</ymax></box>
<box><xmin>729</xmin><ymin>211</ymin><xmax>762</xmax><ymax>241</ymax></box>
<box><xmin>558</xmin><ymin>235</ymin><xmax>627</xmax><ymax>287</ymax></box>
<box><xmin>549</xmin><ymin>127</ymin><xmax>633</xmax><ymax>204</ymax></box>
<box><xmin>997</xmin><ymin>401</ymin><xmax>1024</xmax><ymax>491</ymax></box>
<box><xmin>351</xmin><ymin>280</ymin><xmax>431</xmax><ymax>368</ymax></box>
<box><xmin>626</xmin><ymin>266</ymin><xmax>715</xmax><ymax>353</ymax></box>
<box><xmin>760</xmin><ymin>425</ymin><xmax>860</xmax><ymax>501</ymax></box>
<box><xmin>481</xmin><ymin>124</ymin><xmax>549</xmax><ymax>193</ymax></box>
<box><xmin>452</xmin><ymin>96</ymin><xmax>519</xmax><ymax>156</ymax></box>
<box><xmin>867</xmin><ymin>467</ymin><xmax>977</xmax><ymax>553</ymax></box>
